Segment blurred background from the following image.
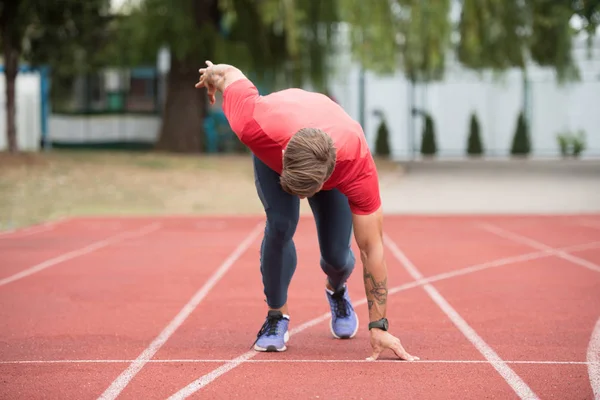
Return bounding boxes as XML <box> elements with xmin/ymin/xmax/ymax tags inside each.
<box><xmin>1</xmin><ymin>0</ymin><xmax>599</xmax><ymax>229</ymax></box>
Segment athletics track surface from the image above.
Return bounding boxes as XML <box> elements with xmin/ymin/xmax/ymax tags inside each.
<box><xmin>1</xmin><ymin>214</ymin><xmax>599</xmax><ymax>399</ymax></box>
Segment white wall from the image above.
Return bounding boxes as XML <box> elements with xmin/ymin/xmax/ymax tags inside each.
<box><xmin>49</xmin><ymin>114</ymin><xmax>160</xmax><ymax>143</ymax></box>
<box><xmin>0</xmin><ymin>71</ymin><xmax>41</xmax><ymax>151</ymax></box>
<box><xmin>328</xmin><ymin>32</ymin><xmax>600</xmax><ymax>160</ymax></box>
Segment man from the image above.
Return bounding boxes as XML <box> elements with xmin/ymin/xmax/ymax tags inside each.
<box><xmin>195</xmin><ymin>61</ymin><xmax>418</xmax><ymax>362</ymax></box>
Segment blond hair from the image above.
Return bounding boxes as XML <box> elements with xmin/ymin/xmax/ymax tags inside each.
<box><xmin>280</xmin><ymin>128</ymin><xmax>336</xmax><ymax>197</ymax></box>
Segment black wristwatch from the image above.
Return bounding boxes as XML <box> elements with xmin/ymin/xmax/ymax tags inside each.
<box><xmin>368</xmin><ymin>318</ymin><xmax>389</xmax><ymax>331</ymax></box>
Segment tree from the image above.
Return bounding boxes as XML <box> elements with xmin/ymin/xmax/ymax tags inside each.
<box><xmin>529</xmin><ymin>0</ymin><xmax>600</xmax><ymax>82</ymax></box>
<box><xmin>457</xmin><ymin>0</ymin><xmax>600</xmax><ymax>81</ymax></box>
<box><xmin>0</xmin><ymin>0</ymin><xmax>21</xmax><ymax>153</ymax></box>
<box><xmin>112</xmin><ymin>0</ymin><xmax>340</xmax><ymax>153</ymax></box>
<box><xmin>466</xmin><ymin>112</ymin><xmax>484</xmax><ymax>156</ymax></box>
<box><xmin>375</xmin><ymin>118</ymin><xmax>391</xmax><ymax>157</ymax></box>
<box><xmin>0</xmin><ymin>0</ymin><xmax>111</xmax><ymax>153</ymax></box>
<box><xmin>510</xmin><ymin>111</ymin><xmax>531</xmax><ymax>156</ymax></box>
<box><xmin>341</xmin><ymin>0</ymin><xmax>452</xmax><ymax>160</ymax></box>
<box><xmin>420</xmin><ymin>113</ymin><xmax>436</xmax><ymax>156</ymax></box>
<box><xmin>457</xmin><ymin>0</ymin><xmax>528</xmax><ymax>72</ymax></box>
<box><xmin>342</xmin><ymin>0</ymin><xmax>452</xmax><ymax>81</ymax></box>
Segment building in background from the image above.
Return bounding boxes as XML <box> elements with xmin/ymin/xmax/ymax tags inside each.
<box><xmin>327</xmin><ymin>25</ymin><xmax>600</xmax><ymax>160</ymax></box>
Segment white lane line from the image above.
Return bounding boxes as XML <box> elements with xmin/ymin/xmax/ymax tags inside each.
<box><xmin>0</xmin><ymin>223</ymin><xmax>161</xmax><ymax>287</ymax></box>
<box><xmin>588</xmin><ymin>318</ymin><xmax>600</xmax><ymax>399</ymax></box>
<box><xmin>0</xmin><ymin>218</ymin><xmax>70</xmax><ymax>238</ymax></box>
<box><xmin>166</xmin><ymin>309</ymin><xmax>331</xmax><ymax>400</ymax></box>
<box><xmin>391</xmin><ymin>240</ymin><xmax>600</xmax><ymax>295</ymax></box>
<box><xmin>384</xmin><ymin>234</ymin><xmax>539</xmax><ymax>400</ymax></box>
<box><xmin>478</xmin><ymin>222</ymin><xmax>600</xmax><ymax>273</ymax></box>
<box><xmin>0</xmin><ymin>225</ymin><xmax>54</xmax><ymax>237</ymax></box>
<box><xmin>478</xmin><ymin>223</ymin><xmax>600</xmax><ymax>399</ymax></box>
<box><xmin>97</xmin><ymin>223</ymin><xmax>264</xmax><ymax>400</ymax></box>
<box><xmin>165</xmin><ymin>240</ymin><xmax>600</xmax><ymax>399</ymax></box>
<box><xmin>0</xmin><ymin>359</ymin><xmax>596</xmax><ymax>365</ymax></box>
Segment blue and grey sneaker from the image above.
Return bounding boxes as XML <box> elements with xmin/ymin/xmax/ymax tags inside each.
<box><xmin>326</xmin><ymin>284</ymin><xmax>359</xmax><ymax>339</ymax></box>
<box><xmin>253</xmin><ymin>310</ymin><xmax>290</xmax><ymax>352</ymax></box>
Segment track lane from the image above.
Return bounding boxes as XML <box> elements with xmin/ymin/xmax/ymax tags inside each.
<box><xmin>0</xmin><ymin>218</ymin><xmax>259</xmax><ymax>400</ymax></box>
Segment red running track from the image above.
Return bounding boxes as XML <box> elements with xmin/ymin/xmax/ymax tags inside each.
<box><xmin>0</xmin><ymin>214</ymin><xmax>599</xmax><ymax>399</ymax></box>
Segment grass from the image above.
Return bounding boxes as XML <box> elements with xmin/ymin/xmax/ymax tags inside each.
<box><xmin>0</xmin><ymin>150</ymin><xmax>260</xmax><ymax>230</ymax></box>
<box><xmin>0</xmin><ymin>150</ymin><xmax>404</xmax><ymax>230</ymax></box>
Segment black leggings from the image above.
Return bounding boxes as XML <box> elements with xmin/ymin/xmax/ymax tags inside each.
<box><xmin>253</xmin><ymin>155</ymin><xmax>356</xmax><ymax>309</ymax></box>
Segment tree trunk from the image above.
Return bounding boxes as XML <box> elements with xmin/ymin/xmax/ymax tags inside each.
<box><xmin>154</xmin><ymin>0</ymin><xmax>221</xmax><ymax>153</ymax></box>
<box><xmin>155</xmin><ymin>58</ymin><xmax>206</xmax><ymax>153</ymax></box>
<box><xmin>1</xmin><ymin>3</ymin><xmax>20</xmax><ymax>153</ymax></box>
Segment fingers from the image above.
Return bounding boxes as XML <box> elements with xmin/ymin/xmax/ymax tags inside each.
<box><xmin>366</xmin><ymin>333</ymin><xmax>420</xmax><ymax>362</ymax></box>
<box><xmin>391</xmin><ymin>341</ymin><xmax>420</xmax><ymax>361</ymax></box>
<box><xmin>195</xmin><ymin>61</ymin><xmax>216</xmax><ymax>97</ymax></box>
<box><xmin>196</xmin><ymin>61</ymin><xmax>213</xmax><ymax>88</ymax></box>
<box><xmin>366</xmin><ymin>348</ymin><xmax>382</xmax><ymax>362</ymax></box>
<box><xmin>198</xmin><ymin>61</ymin><xmax>213</xmax><ymax>74</ymax></box>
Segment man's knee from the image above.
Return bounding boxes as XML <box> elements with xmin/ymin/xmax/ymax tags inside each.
<box><xmin>265</xmin><ymin>213</ymin><xmax>298</xmax><ymax>243</ymax></box>
<box><xmin>321</xmin><ymin>246</ymin><xmax>355</xmax><ymax>272</ymax></box>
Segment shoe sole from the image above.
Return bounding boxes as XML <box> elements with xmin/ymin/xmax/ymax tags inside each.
<box><xmin>254</xmin><ymin>331</ymin><xmax>289</xmax><ymax>352</ymax></box>
<box><xmin>330</xmin><ymin>316</ymin><xmax>359</xmax><ymax>339</ymax></box>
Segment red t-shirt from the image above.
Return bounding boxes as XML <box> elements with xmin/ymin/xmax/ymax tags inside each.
<box><xmin>222</xmin><ymin>78</ymin><xmax>381</xmax><ymax>215</ymax></box>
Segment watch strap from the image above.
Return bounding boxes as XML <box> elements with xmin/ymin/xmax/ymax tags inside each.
<box><xmin>368</xmin><ymin>318</ymin><xmax>388</xmax><ymax>331</ymax></box>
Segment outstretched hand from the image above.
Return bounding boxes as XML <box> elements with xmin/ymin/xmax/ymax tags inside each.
<box><xmin>367</xmin><ymin>328</ymin><xmax>419</xmax><ymax>361</ymax></box>
<box><xmin>195</xmin><ymin>60</ymin><xmax>217</xmax><ymax>105</ymax></box>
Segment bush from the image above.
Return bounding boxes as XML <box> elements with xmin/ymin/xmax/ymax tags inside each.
<box><xmin>466</xmin><ymin>112</ymin><xmax>484</xmax><ymax>156</ymax></box>
<box><xmin>557</xmin><ymin>130</ymin><xmax>586</xmax><ymax>158</ymax></box>
<box><xmin>557</xmin><ymin>133</ymin><xmax>569</xmax><ymax>157</ymax></box>
<box><xmin>572</xmin><ymin>131</ymin><xmax>586</xmax><ymax>157</ymax></box>
<box><xmin>510</xmin><ymin>111</ymin><xmax>531</xmax><ymax>156</ymax></box>
<box><xmin>375</xmin><ymin>119</ymin><xmax>391</xmax><ymax>157</ymax></box>
<box><xmin>420</xmin><ymin>113</ymin><xmax>437</xmax><ymax>156</ymax></box>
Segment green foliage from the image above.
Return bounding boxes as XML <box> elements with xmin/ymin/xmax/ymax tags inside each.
<box><xmin>466</xmin><ymin>112</ymin><xmax>484</xmax><ymax>156</ymax></box>
<box><xmin>0</xmin><ymin>0</ymin><xmax>111</xmax><ymax>150</ymax></box>
<box><xmin>0</xmin><ymin>0</ymin><xmax>111</xmax><ymax>76</ymax></box>
<box><xmin>342</xmin><ymin>0</ymin><xmax>452</xmax><ymax>81</ymax></box>
<box><xmin>574</xmin><ymin>0</ymin><xmax>600</xmax><ymax>50</ymax></box>
<box><xmin>573</xmin><ymin>131</ymin><xmax>587</xmax><ymax>156</ymax></box>
<box><xmin>457</xmin><ymin>0</ymin><xmax>527</xmax><ymax>71</ymax></box>
<box><xmin>108</xmin><ymin>0</ymin><xmax>340</xmax><ymax>92</ymax></box>
<box><xmin>529</xmin><ymin>1</ymin><xmax>580</xmax><ymax>82</ymax></box>
<box><xmin>375</xmin><ymin>118</ymin><xmax>391</xmax><ymax>157</ymax></box>
<box><xmin>420</xmin><ymin>113</ymin><xmax>437</xmax><ymax>156</ymax></box>
<box><xmin>557</xmin><ymin>132</ymin><xmax>570</xmax><ymax>156</ymax></box>
<box><xmin>106</xmin><ymin>0</ymin><xmax>221</xmax><ymax>67</ymax></box>
<box><xmin>457</xmin><ymin>0</ymin><xmax>600</xmax><ymax>82</ymax></box>
<box><xmin>510</xmin><ymin>111</ymin><xmax>531</xmax><ymax>156</ymax></box>
<box><xmin>557</xmin><ymin>130</ymin><xmax>586</xmax><ymax>157</ymax></box>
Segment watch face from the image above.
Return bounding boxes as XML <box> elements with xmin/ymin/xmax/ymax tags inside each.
<box><xmin>370</xmin><ymin>319</ymin><xmax>389</xmax><ymax>331</ymax></box>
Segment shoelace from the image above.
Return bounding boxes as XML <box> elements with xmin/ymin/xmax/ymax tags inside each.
<box><xmin>251</xmin><ymin>314</ymin><xmax>283</xmax><ymax>348</ymax></box>
<box><xmin>331</xmin><ymin>291</ymin><xmax>350</xmax><ymax>319</ymax></box>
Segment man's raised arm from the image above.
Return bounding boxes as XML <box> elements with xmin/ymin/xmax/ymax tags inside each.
<box><xmin>195</xmin><ymin>60</ymin><xmax>248</xmax><ymax>105</ymax></box>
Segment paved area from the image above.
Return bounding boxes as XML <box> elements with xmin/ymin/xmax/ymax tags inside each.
<box><xmin>378</xmin><ymin>159</ymin><xmax>600</xmax><ymax>214</ymax></box>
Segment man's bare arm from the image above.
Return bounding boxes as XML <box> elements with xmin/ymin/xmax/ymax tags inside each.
<box><xmin>352</xmin><ymin>207</ymin><xmax>388</xmax><ymax>322</ymax></box>
<box><xmin>195</xmin><ymin>60</ymin><xmax>248</xmax><ymax>104</ymax></box>
<box><xmin>353</xmin><ymin>207</ymin><xmax>419</xmax><ymax>362</ymax></box>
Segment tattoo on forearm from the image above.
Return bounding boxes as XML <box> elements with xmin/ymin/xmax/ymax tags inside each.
<box><xmin>363</xmin><ymin>269</ymin><xmax>388</xmax><ymax>310</ymax></box>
